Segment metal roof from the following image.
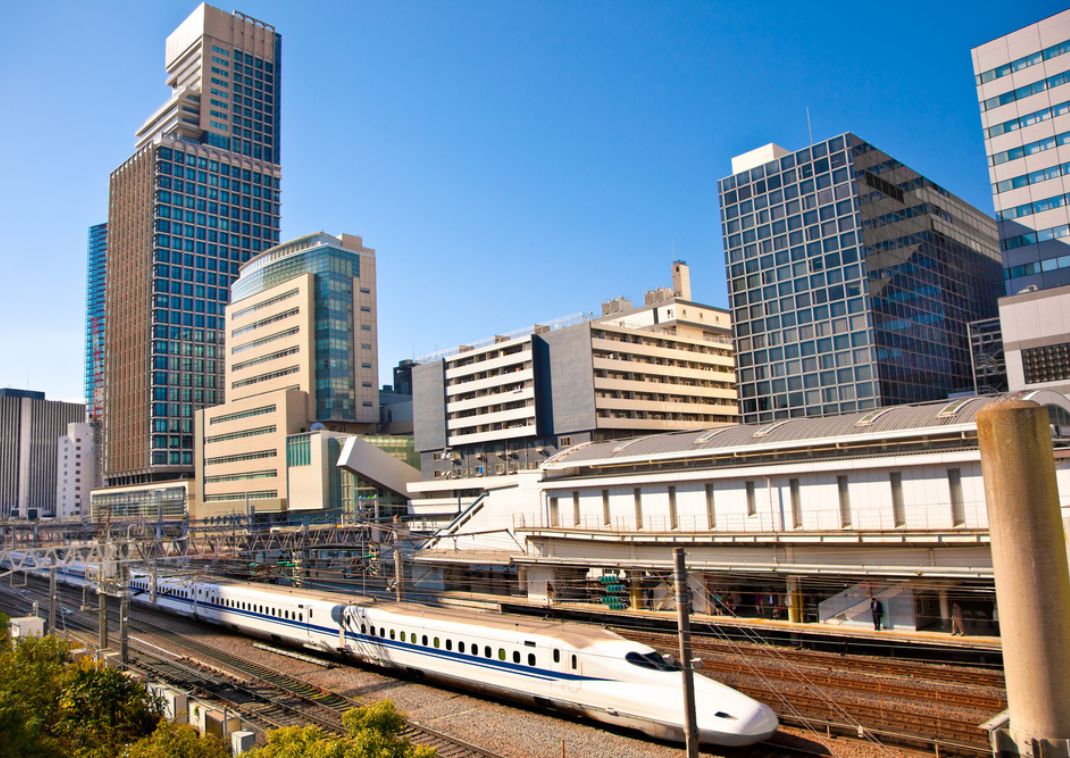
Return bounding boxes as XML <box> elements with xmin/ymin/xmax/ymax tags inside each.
<box><xmin>543</xmin><ymin>391</ymin><xmax>1070</xmax><ymax>469</ymax></box>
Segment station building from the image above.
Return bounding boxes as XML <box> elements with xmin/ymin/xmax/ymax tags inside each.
<box><xmin>410</xmin><ymin>261</ymin><xmax>738</xmax><ymax>524</ymax></box>
<box><xmin>411</xmin><ymin>390</ymin><xmax>1070</xmax><ymax>634</ymax></box>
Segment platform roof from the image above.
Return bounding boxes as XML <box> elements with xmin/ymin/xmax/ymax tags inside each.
<box><xmin>543</xmin><ymin>391</ymin><xmax>1070</xmax><ymax>470</ymax></box>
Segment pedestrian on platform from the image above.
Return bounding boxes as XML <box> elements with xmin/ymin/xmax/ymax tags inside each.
<box><xmin>951</xmin><ymin>602</ymin><xmax>966</xmax><ymax>636</ymax></box>
<box><xmin>870</xmin><ymin>596</ymin><xmax>883</xmax><ymax>631</ymax></box>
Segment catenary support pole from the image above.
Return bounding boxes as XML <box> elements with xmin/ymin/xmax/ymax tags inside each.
<box><xmin>977</xmin><ymin>399</ymin><xmax>1070</xmax><ymax>756</ymax></box>
<box><xmin>673</xmin><ymin>547</ymin><xmax>700</xmax><ymax>757</ymax></box>
<box><xmin>48</xmin><ymin>558</ymin><xmax>57</xmax><ymax>634</ymax></box>
<box><xmin>118</xmin><ymin>565</ymin><xmax>129</xmax><ymax>665</ymax></box>
<box><xmin>98</xmin><ymin>589</ymin><xmax>108</xmax><ymax>650</ymax></box>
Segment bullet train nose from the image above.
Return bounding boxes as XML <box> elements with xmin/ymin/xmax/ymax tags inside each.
<box><xmin>699</xmin><ymin>700</ymin><xmax>779</xmax><ymax>747</ymax></box>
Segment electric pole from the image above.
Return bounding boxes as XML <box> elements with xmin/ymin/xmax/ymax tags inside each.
<box><xmin>673</xmin><ymin>547</ymin><xmax>700</xmax><ymax>757</ymax></box>
<box><xmin>119</xmin><ymin>564</ymin><xmax>129</xmax><ymax>665</ymax></box>
<box><xmin>48</xmin><ymin>558</ymin><xmax>57</xmax><ymax>635</ymax></box>
<box><xmin>98</xmin><ymin>589</ymin><xmax>108</xmax><ymax>650</ymax></box>
<box><xmin>394</xmin><ymin>537</ymin><xmax>405</xmax><ymax>601</ymax></box>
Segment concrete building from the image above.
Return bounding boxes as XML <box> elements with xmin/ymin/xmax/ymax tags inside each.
<box><xmin>972</xmin><ymin>10</ymin><xmax>1070</xmax><ymax>393</ymax></box>
<box><xmin>410</xmin><ymin>262</ymin><xmax>737</xmax><ymax>522</ymax></box>
<box><xmin>55</xmin><ymin>422</ymin><xmax>99</xmax><ymax>520</ymax></box>
<box><xmin>719</xmin><ymin>134</ymin><xmax>1003</xmax><ymax>424</ymax></box>
<box><xmin>414</xmin><ymin>391</ymin><xmax>1070</xmax><ymax>633</ymax></box>
<box><xmin>103</xmin><ymin>4</ymin><xmax>282</xmax><ymax>486</ymax></box>
<box><xmin>90</xmin><ymin>480</ymin><xmax>190</xmax><ymax>522</ymax></box>
<box><xmin>193</xmin><ymin>232</ymin><xmax>404</xmax><ymax>520</ymax></box>
<box><xmin>84</xmin><ymin>223</ymin><xmax>107</xmax><ymax>423</ymax></box>
<box><xmin>0</xmin><ymin>390</ymin><xmax>85</xmax><ymax>519</ymax></box>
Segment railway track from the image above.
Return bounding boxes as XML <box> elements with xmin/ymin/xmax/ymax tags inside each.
<box><xmin>0</xmin><ymin>583</ymin><xmax>503</xmax><ymax>758</ymax></box>
<box><xmin>617</xmin><ymin>627</ymin><xmax>999</xmax><ymax>755</ymax></box>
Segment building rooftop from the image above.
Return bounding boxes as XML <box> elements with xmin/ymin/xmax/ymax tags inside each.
<box><xmin>0</xmin><ymin>389</ymin><xmax>46</xmax><ymax>400</ymax></box>
<box><xmin>543</xmin><ymin>391</ymin><xmax>1070</xmax><ymax>470</ymax></box>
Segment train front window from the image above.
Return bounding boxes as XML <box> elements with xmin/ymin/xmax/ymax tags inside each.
<box><xmin>625</xmin><ymin>651</ymin><xmax>680</xmax><ymax>672</ymax></box>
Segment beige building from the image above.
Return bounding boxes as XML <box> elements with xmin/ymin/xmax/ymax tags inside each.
<box><xmin>410</xmin><ymin>262</ymin><xmax>737</xmax><ymax>520</ymax></box>
<box><xmin>194</xmin><ymin>232</ymin><xmax>385</xmax><ymax>519</ymax></box>
<box><xmin>56</xmin><ymin>422</ymin><xmax>99</xmax><ymax>520</ymax></box>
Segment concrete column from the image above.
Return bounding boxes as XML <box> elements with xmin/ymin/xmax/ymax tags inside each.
<box><xmin>938</xmin><ymin>589</ymin><xmax>950</xmax><ymax>629</ymax></box>
<box><xmin>786</xmin><ymin>577</ymin><xmax>802</xmax><ymax>623</ymax></box>
<box><xmin>977</xmin><ymin>399</ymin><xmax>1070</xmax><ymax>755</ymax></box>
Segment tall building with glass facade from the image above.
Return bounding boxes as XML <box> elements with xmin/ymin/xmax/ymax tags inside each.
<box><xmin>718</xmin><ymin>134</ymin><xmax>1002</xmax><ymax>424</ymax></box>
<box><xmin>84</xmin><ymin>223</ymin><xmax>107</xmax><ymax>423</ymax></box>
<box><xmin>972</xmin><ymin>9</ymin><xmax>1070</xmax><ymax>393</ymax></box>
<box><xmin>103</xmin><ymin>4</ymin><xmax>282</xmax><ymax>485</ymax></box>
<box><xmin>193</xmin><ymin>232</ymin><xmax>379</xmax><ymax>518</ymax></box>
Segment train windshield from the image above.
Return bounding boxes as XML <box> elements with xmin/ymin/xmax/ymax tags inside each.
<box><xmin>625</xmin><ymin>651</ymin><xmax>680</xmax><ymax>672</ymax></box>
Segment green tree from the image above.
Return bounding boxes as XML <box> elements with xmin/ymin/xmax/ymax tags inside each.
<box><xmin>54</xmin><ymin>658</ymin><xmax>161</xmax><ymax>757</ymax></box>
<box><xmin>125</xmin><ymin>721</ymin><xmax>230</xmax><ymax>758</ymax></box>
<box><xmin>244</xmin><ymin>701</ymin><xmax>435</xmax><ymax>758</ymax></box>
<box><xmin>0</xmin><ymin>635</ymin><xmax>70</xmax><ymax>757</ymax></box>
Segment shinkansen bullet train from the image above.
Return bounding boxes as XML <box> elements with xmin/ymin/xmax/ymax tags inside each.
<box><xmin>18</xmin><ymin>559</ymin><xmax>778</xmax><ymax>747</ymax></box>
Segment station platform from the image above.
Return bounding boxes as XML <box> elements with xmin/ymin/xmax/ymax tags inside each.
<box><xmin>430</xmin><ymin>589</ymin><xmax>1004</xmax><ymax>666</ymax></box>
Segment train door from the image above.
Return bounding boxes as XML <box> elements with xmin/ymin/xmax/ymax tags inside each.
<box><xmin>550</xmin><ymin>646</ymin><xmax>580</xmax><ymax>694</ymax></box>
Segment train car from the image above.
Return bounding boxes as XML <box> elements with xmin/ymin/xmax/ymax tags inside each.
<box><xmin>117</xmin><ymin>574</ymin><xmax>777</xmax><ymax>746</ymax></box>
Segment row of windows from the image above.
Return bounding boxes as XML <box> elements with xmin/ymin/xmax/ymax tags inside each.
<box><xmin>232</xmin><ymin>308</ymin><xmax>299</xmax><ymax>337</ymax></box>
<box><xmin>989</xmin><ymin>129</ymin><xmax>1070</xmax><ymax>166</ymax></box>
<box><xmin>158</xmin><ymin>148</ymin><xmax>278</xmax><ymax>185</ymax></box>
<box><xmin>232</xmin><ymin>326</ymin><xmax>300</xmax><ymax>356</ymax></box>
<box><xmin>204</xmin><ymin>469</ymin><xmax>277</xmax><ymax>484</ymax></box>
<box><xmin>231</xmin><ymin>365</ymin><xmax>299</xmax><ymax>390</ymax></box>
<box><xmin>976</xmin><ymin>36</ymin><xmax>1070</xmax><ymax>84</ymax></box>
<box><xmin>993</xmin><ymin>160</ymin><xmax>1070</xmax><ymax>195</ymax></box>
<box><xmin>980</xmin><ymin>68</ymin><xmax>1070</xmax><ymax>112</ymax></box>
<box><xmin>998</xmin><ymin>190</ymin><xmax>1070</xmax><ymax>222</ymax></box>
<box><xmin>202</xmin><ymin>490</ymin><xmax>278</xmax><ymax>503</ymax></box>
<box><xmin>232</xmin><ymin>288</ymin><xmax>299</xmax><ymax>320</ymax></box>
<box><xmin>1002</xmin><ymin>221</ymin><xmax>1070</xmax><ymax>251</ymax></box>
<box><xmin>203</xmin><ymin>424</ymin><xmax>276</xmax><ymax>445</ymax></box>
<box><xmin>209</xmin><ymin>404</ymin><xmax>276</xmax><ymax>425</ymax></box>
<box><xmin>232</xmin><ymin>346</ymin><xmax>300</xmax><ymax>372</ymax></box>
<box><xmin>203</xmin><ymin>449</ymin><xmax>277</xmax><ymax>466</ymax></box>
<box><xmin>556</xmin><ymin>467</ymin><xmax>969</xmax><ymax>530</ymax></box>
<box><xmin>987</xmin><ymin>96</ymin><xmax>1070</xmax><ymax>139</ymax></box>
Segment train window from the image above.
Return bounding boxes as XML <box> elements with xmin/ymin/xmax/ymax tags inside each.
<box><xmin>445</xmin><ymin>639</ymin><xmax>452</xmax><ymax>651</ymax></box>
<box><xmin>528</xmin><ymin>654</ymin><xmax>536</xmax><ymax>666</ymax></box>
<box><xmin>370</xmin><ymin>626</ymin><xmax>376</xmax><ymax>636</ymax></box>
<box><xmin>512</xmin><ymin>651</ymin><xmax>520</xmax><ymax>664</ymax></box>
<box><xmin>390</xmin><ymin>629</ymin><xmax>395</xmax><ymax>640</ymax></box>
<box><xmin>361</xmin><ymin>624</ymin><xmax>367</xmax><ymax>634</ymax></box>
<box><xmin>400</xmin><ymin>631</ymin><xmax>406</xmax><ymax>642</ymax></box>
<box><xmin>458</xmin><ymin>642</ymin><xmax>465</xmax><ymax>654</ymax></box>
<box><xmin>422</xmin><ymin>635</ymin><xmax>428</xmax><ymax>646</ymax></box>
<box><xmin>553</xmin><ymin>649</ymin><xmax>560</xmax><ymax>663</ymax></box>
<box><xmin>625</xmin><ymin>651</ymin><xmax>680</xmax><ymax>672</ymax></box>
<box><xmin>485</xmin><ymin>646</ymin><xmax>492</xmax><ymax>658</ymax></box>
<box><xmin>498</xmin><ymin>648</ymin><xmax>506</xmax><ymax>661</ymax></box>
<box><xmin>433</xmin><ymin>637</ymin><xmax>440</xmax><ymax>648</ymax></box>
<box><xmin>571</xmin><ymin>655</ymin><xmax>577</xmax><ymax>670</ymax></box>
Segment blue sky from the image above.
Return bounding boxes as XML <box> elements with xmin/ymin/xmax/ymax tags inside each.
<box><xmin>0</xmin><ymin>0</ymin><xmax>1062</xmax><ymax>402</ymax></box>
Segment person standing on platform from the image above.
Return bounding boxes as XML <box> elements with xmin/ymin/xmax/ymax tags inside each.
<box><xmin>870</xmin><ymin>596</ymin><xmax>883</xmax><ymax>631</ymax></box>
<box><xmin>951</xmin><ymin>602</ymin><xmax>966</xmax><ymax>636</ymax></box>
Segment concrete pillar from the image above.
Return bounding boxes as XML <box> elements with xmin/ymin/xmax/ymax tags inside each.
<box><xmin>786</xmin><ymin>577</ymin><xmax>802</xmax><ymax>623</ymax></box>
<box><xmin>938</xmin><ymin>589</ymin><xmax>950</xmax><ymax>630</ymax></box>
<box><xmin>977</xmin><ymin>399</ymin><xmax>1070</xmax><ymax>755</ymax></box>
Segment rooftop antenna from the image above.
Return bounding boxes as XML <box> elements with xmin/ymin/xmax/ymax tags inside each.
<box><xmin>806</xmin><ymin>106</ymin><xmax>814</xmax><ymax>146</ymax></box>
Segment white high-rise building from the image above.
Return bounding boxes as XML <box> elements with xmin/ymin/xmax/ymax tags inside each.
<box><xmin>56</xmin><ymin>422</ymin><xmax>99</xmax><ymax>520</ymax></box>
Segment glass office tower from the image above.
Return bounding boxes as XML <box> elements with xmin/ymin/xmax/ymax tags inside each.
<box><xmin>718</xmin><ymin>133</ymin><xmax>1002</xmax><ymax>424</ymax></box>
<box><xmin>84</xmin><ymin>223</ymin><xmax>107</xmax><ymax>423</ymax></box>
<box><xmin>103</xmin><ymin>5</ymin><xmax>282</xmax><ymax>484</ymax></box>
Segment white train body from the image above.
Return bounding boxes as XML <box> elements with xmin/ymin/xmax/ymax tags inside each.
<box><xmin>35</xmin><ymin>562</ymin><xmax>778</xmax><ymax>746</ymax></box>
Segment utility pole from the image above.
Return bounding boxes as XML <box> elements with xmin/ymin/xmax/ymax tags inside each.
<box><xmin>98</xmin><ymin>588</ymin><xmax>108</xmax><ymax>650</ymax></box>
<box><xmin>673</xmin><ymin>547</ymin><xmax>700</xmax><ymax>757</ymax></box>
<box><xmin>48</xmin><ymin>557</ymin><xmax>57</xmax><ymax>635</ymax></box>
<box><xmin>393</xmin><ymin>524</ymin><xmax>405</xmax><ymax>602</ymax></box>
<box><xmin>118</xmin><ymin>564</ymin><xmax>129</xmax><ymax>665</ymax></box>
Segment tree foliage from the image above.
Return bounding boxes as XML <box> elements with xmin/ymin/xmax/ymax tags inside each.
<box><xmin>125</xmin><ymin>721</ymin><xmax>230</xmax><ymax>758</ymax></box>
<box><xmin>244</xmin><ymin>701</ymin><xmax>435</xmax><ymax>758</ymax></box>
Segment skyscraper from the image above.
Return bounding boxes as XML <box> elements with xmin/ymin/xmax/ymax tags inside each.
<box><xmin>193</xmin><ymin>232</ymin><xmax>379</xmax><ymax>517</ymax></box>
<box><xmin>972</xmin><ymin>9</ymin><xmax>1070</xmax><ymax>393</ymax></box>
<box><xmin>103</xmin><ymin>4</ymin><xmax>282</xmax><ymax>485</ymax></box>
<box><xmin>84</xmin><ymin>223</ymin><xmax>107</xmax><ymax>423</ymax></box>
<box><xmin>718</xmin><ymin>134</ymin><xmax>1002</xmax><ymax>424</ymax></box>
